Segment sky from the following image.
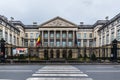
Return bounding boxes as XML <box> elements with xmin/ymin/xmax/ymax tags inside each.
<box><xmin>0</xmin><ymin>0</ymin><xmax>120</xmax><ymax>25</ymax></box>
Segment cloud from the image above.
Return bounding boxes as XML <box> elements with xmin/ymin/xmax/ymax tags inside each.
<box><xmin>0</xmin><ymin>0</ymin><xmax>120</xmax><ymax>25</ymax></box>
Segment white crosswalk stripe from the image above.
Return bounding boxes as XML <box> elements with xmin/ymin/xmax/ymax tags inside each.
<box><xmin>26</xmin><ymin>65</ymin><xmax>93</xmax><ymax>80</ymax></box>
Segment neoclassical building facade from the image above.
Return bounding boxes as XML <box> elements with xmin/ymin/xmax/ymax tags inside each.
<box><xmin>0</xmin><ymin>13</ymin><xmax>120</xmax><ymax>59</ymax></box>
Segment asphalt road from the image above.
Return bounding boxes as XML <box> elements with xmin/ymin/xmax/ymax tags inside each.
<box><xmin>0</xmin><ymin>64</ymin><xmax>120</xmax><ymax>80</ymax></box>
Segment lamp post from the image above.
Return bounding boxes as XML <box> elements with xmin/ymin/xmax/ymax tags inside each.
<box><xmin>0</xmin><ymin>38</ymin><xmax>6</xmax><ymax>63</ymax></box>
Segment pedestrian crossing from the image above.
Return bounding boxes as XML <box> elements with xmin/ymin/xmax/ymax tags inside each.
<box><xmin>26</xmin><ymin>65</ymin><xmax>93</xmax><ymax>80</ymax></box>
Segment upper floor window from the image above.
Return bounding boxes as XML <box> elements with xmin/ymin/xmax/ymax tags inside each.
<box><xmin>68</xmin><ymin>32</ymin><xmax>73</xmax><ymax>38</ymax></box>
<box><xmin>36</xmin><ymin>33</ymin><xmax>39</xmax><ymax>38</ymax></box>
<box><xmin>30</xmin><ymin>33</ymin><xmax>33</xmax><ymax>38</ymax></box>
<box><xmin>84</xmin><ymin>33</ymin><xmax>87</xmax><ymax>39</ymax></box>
<box><xmin>77</xmin><ymin>33</ymin><xmax>81</xmax><ymax>39</ymax></box>
<box><xmin>56</xmin><ymin>32</ymin><xmax>60</xmax><ymax>38</ymax></box>
<box><xmin>0</xmin><ymin>30</ymin><xmax>2</xmax><ymax>40</ymax></box>
<box><xmin>25</xmin><ymin>33</ymin><xmax>28</xmax><ymax>37</ymax></box>
<box><xmin>117</xmin><ymin>30</ymin><xmax>120</xmax><ymax>41</ymax></box>
<box><xmin>62</xmin><ymin>33</ymin><xmax>66</xmax><ymax>38</ymax></box>
<box><xmin>50</xmin><ymin>32</ymin><xmax>54</xmax><ymax>38</ymax></box>
<box><xmin>5</xmin><ymin>32</ymin><xmax>8</xmax><ymax>41</ymax></box>
<box><xmin>89</xmin><ymin>33</ymin><xmax>92</xmax><ymax>38</ymax></box>
<box><xmin>44</xmin><ymin>32</ymin><xmax>48</xmax><ymax>38</ymax></box>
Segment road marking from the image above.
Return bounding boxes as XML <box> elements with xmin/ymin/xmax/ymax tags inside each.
<box><xmin>0</xmin><ymin>79</ymin><xmax>12</xmax><ymax>80</ymax></box>
<box><xmin>86</xmin><ymin>70</ymin><xmax>120</xmax><ymax>72</ymax></box>
<box><xmin>32</xmin><ymin>73</ymin><xmax>88</xmax><ymax>77</ymax></box>
<box><xmin>96</xmin><ymin>67</ymin><xmax>113</xmax><ymax>68</ymax></box>
<box><xmin>38</xmin><ymin>69</ymin><xmax>80</xmax><ymax>71</ymax></box>
<box><xmin>0</xmin><ymin>70</ymin><xmax>33</xmax><ymax>72</ymax></box>
<box><xmin>36</xmin><ymin>71</ymin><xmax>83</xmax><ymax>74</ymax></box>
<box><xmin>26</xmin><ymin>78</ymin><xmax>93</xmax><ymax>80</ymax></box>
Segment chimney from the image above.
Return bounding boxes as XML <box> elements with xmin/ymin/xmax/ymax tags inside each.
<box><xmin>10</xmin><ymin>17</ymin><xmax>14</xmax><ymax>21</ymax></box>
<box><xmin>80</xmin><ymin>22</ymin><xmax>84</xmax><ymax>25</ymax></box>
<box><xmin>33</xmin><ymin>22</ymin><xmax>37</xmax><ymax>25</ymax></box>
<box><xmin>105</xmin><ymin>16</ymin><xmax>109</xmax><ymax>20</ymax></box>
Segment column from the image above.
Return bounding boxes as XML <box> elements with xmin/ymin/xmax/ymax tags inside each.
<box><xmin>8</xmin><ymin>30</ymin><xmax>10</xmax><ymax>43</ymax></box>
<box><xmin>81</xmin><ymin>39</ymin><xmax>83</xmax><ymax>47</ymax></box>
<box><xmin>54</xmin><ymin>30</ymin><xmax>56</xmax><ymax>46</ymax></box>
<box><xmin>73</xmin><ymin>31</ymin><xmax>75</xmax><ymax>46</ymax></box>
<box><xmin>60</xmin><ymin>30</ymin><xmax>62</xmax><ymax>46</ymax></box>
<box><xmin>48</xmin><ymin>30</ymin><xmax>50</xmax><ymax>47</ymax></box>
<box><xmin>67</xmin><ymin>30</ymin><xmax>68</xmax><ymax>46</ymax></box>
<box><xmin>87</xmin><ymin>40</ymin><xmax>89</xmax><ymax>47</ymax></box>
<box><xmin>2</xmin><ymin>27</ymin><xmax>5</xmax><ymax>39</ymax></box>
<box><xmin>42</xmin><ymin>31</ymin><xmax>44</xmax><ymax>46</ymax></box>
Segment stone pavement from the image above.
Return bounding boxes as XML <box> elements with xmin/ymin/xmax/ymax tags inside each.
<box><xmin>26</xmin><ymin>65</ymin><xmax>93</xmax><ymax>80</ymax></box>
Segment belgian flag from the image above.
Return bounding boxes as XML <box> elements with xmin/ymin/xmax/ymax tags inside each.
<box><xmin>36</xmin><ymin>33</ymin><xmax>42</xmax><ymax>47</ymax></box>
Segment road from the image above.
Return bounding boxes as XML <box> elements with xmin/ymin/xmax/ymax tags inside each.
<box><xmin>0</xmin><ymin>64</ymin><xmax>120</xmax><ymax>80</ymax></box>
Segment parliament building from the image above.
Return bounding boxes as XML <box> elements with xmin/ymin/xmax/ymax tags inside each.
<box><xmin>0</xmin><ymin>13</ymin><xmax>120</xmax><ymax>59</ymax></box>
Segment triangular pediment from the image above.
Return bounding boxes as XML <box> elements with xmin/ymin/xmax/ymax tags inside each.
<box><xmin>39</xmin><ymin>16</ymin><xmax>77</xmax><ymax>28</ymax></box>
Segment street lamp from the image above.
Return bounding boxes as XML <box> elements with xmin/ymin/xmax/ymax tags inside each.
<box><xmin>0</xmin><ymin>38</ymin><xmax>6</xmax><ymax>63</ymax></box>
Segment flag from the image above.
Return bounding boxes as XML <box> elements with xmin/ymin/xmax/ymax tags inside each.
<box><xmin>75</xmin><ymin>31</ymin><xmax>78</xmax><ymax>46</ymax></box>
<box><xmin>36</xmin><ymin>33</ymin><xmax>42</xmax><ymax>46</ymax></box>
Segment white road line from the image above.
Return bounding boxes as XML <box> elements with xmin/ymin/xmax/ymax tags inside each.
<box><xmin>38</xmin><ymin>70</ymin><xmax>80</xmax><ymax>71</ymax></box>
<box><xmin>0</xmin><ymin>70</ymin><xmax>33</xmax><ymax>72</ymax></box>
<box><xmin>26</xmin><ymin>78</ymin><xmax>93</xmax><ymax>80</ymax></box>
<box><xmin>96</xmin><ymin>67</ymin><xmax>113</xmax><ymax>68</ymax></box>
<box><xmin>32</xmin><ymin>73</ymin><xmax>88</xmax><ymax>77</ymax></box>
<box><xmin>35</xmin><ymin>71</ymin><xmax>83</xmax><ymax>74</ymax></box>
<box><xmin>86</xmin><ymin>70</ymin><xmax>120</xmax><ymax>72</ymax></box>
<box><xmin>0</xmin><ymin>79</ymin><xmax>12</xmax><ymax>80</ymax></box>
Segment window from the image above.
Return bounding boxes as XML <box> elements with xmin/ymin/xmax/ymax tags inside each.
<box><xmin>50</xmin><ymin>41</ymin><xmax>54</xmax><ymax>47</ymax></box>
<box><xmin>83</xmin><ymin>40</ymin><xmax>87</xmax><ymax>47</ymax></box>
<box><xmin>0</xmin><ymin>30</ymin><xmax>2</xmax><ymax>40</ymax></box>
<box><xmin>17</xmin><ymin>38</ymin><xmax>19</xmax><ymax>45</ymax></box>
<box><xmin>30</xmin><ymin>40</ymin><xmax>34</xmax><ymax>47</ymax></box>
<box><xmin>68</xmin><ymin>41</ymin><xmax>72</xmax><ymax>46</ymax></box>
<box><xmin>36</xmin><ymin>33</ymin><xmax>39</xmax><ymax>38</ymax></box>
<box><xmin>44</xmin><ymin>41</ymin><xmax>48</xmax><ymax>47</ymax></box>
<box><xmin>106</xmin><ymin>35</ymin><xmax>109</xmax><ymax>44</ymax></box>
<box><xmin>68</xmin><ymin>33</ymin><xmax>73</xmax><ymax>38</ymax></box>
<box><xmin>62</xmin><ymin>41</ymin><xmax>66</xmax><ymax>47</ymax></box>
<box><xmin>62</xmin><ymin>33</ymin><xmax>66</xmax><ymax>38</ymax></box>
<box><xmin>50</xmin><ymin>32</ymin><xmax>54</xmax><ymax>38</ymax></box>
<box><xmin>56</xmin><ymin>32</ymin><xmax>60</xmax><ymax>38</ymax></box>
<box><xmin>89</xmin><ymin>40</ymin><xmax>93</xmax><ymax>47</ymax></box>
<box><xmin>30</xmin><ymin>33</ymin><xmax>33</xmax><ymax>38</ymax></box>
<box><xmin>102</xmin><ymin>36</ymin><xmax>105</xmax><ymax>45</ymax></box>
<box><xmin>89</xmin><ymin>33</ymin><xmax>92</xmax><ymax>38</ymax></box>
<box><xmin>25</xmin><ymin>33</ymin><xmax>28</xmax><ymax>37</ymax></box>
<box><xmin>5</xmin><ymin>32</ymin><xmax>8</xmax><ymax>41</ymax></box>
<box><xmin>24</xmin><ymin>39</ymin><xmax>28</xmax><ymax>47</ymax></box>
<box><xmin>78</xmin><ymin>41</ymin><xmax>81</xmax><ymax>47</ymax></box>
<box><xmin>77</xmin><ymin>33</ymin><xmax>81</xmax><ymax>39</ymax></box>
<box><xmin>44</xmin><ymin>32</ymin><xmax>48</xmax><ymax>38</ymax></box>
<box><xmin>10</xmin><ymin>34</ymin><xmax>12</xmax><ymax>43</ymax></box>
<box><xmin>56</xmin><ymin>41</ymin><xmax>60</xmax><ymax>47</ymax></box>
<box><xmin>111</xmin><ymin>32</ymin><xmax>114</xmax><ymax>42</ymax></box>
<box><xmin>84</xmin><ymin>33</ymin><xmax>87</xmax><ymax>39</ymax></box>
<box><xmin>117</xmin><ymin>30</ymin><xmax>120</xmax><ymax>41</ymax></box>
<box><xmin>14</xmin><ymin>36</ymin><xmax>16</xmax><ymax>45</ymax></box>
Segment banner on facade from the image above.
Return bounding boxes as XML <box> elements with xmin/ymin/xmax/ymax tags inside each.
<box><xmin>13</xmin><ymin>48</ymin><xmax>28</xmax><ymax>55</ymax></box>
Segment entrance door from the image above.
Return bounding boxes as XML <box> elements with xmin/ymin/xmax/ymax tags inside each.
<box><xmin>50</xmin><ymin>49</ymin><xmax>54</xmax><ymax>58</ymax></box>
<box><xmin>56</xmin><ymin>50</ymin><xmax>60</xmax><ymax>58</ymax></box>
<box><xmin>62</xmin><ymin>50</ymin><xmax>67</xmax><ymax>59</ymax></box>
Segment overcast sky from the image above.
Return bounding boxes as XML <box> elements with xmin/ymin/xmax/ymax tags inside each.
<box><xmin>0</xmin><ymin>0</ymin><xmax>120</xmax><ymax>25</ymax></box>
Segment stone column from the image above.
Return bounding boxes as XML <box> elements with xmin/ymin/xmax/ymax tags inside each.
<box><xmin>73</xmin><ymin>31</ymin><xmax>75</xmax><ymax>46</ymax></box>
<box><xmin>60</xmin><ymin>30</ymin><xmax>62</xmax><ymax>46</ymax></box>
<box><xmin>2</xmin><ymin>27</ymin><xmax>5</xmax><ymax>39</ymax></box>
<box><xmin>54</xmin><ymin>30</ymin><xmax>56</xmax><ymax>46</ymax></box>
<box><xmin>67</xmin><ymin>30</ymin><xmax>68</xmax><ymax>46</ymax></box>
<box><xmin>87</xmin><ymin>40</ymin><xmax>89</xmax><ymax>47</ymax></box>
<box><xmin>81</xmin><ymin>39</ymin><xmax>83</xmax><ymax>47</ymax></box>
<box><xmin>48</xmin><ymin>30</ymin><xmax>50</xmax><ymax>47</ymax></box>
<box><xmin>42</xmin><ymin>31</ymin><xmax>44</xmax><ymax>46</ymax></box>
